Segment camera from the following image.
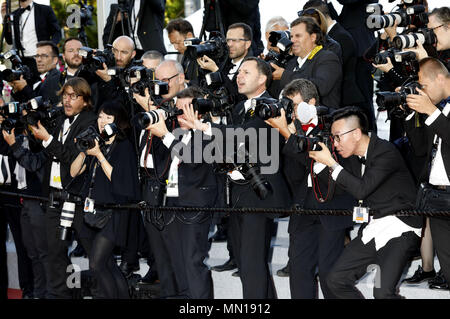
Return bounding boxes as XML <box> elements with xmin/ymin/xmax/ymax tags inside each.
<box><xmin>24</xmin><ymin>96</ymin><xmax>64</xmax><ymax>128</ymax></box>
<box><xmin>191</xmin><ymin>72</ymin><xmax>234</xmax><ymax>116</ymax></box>
<box><xmin>252</xmin><ymin>97</ymin><xmax>294</xmax><ymax>124</ymax></box>
<box><xmin>0</xmin><ymin>118</ymin><xmax>18</xmax><ymax>134</ymax></box>
<box><xmin>393</xmin><ymin>28</ymin><xmax>437</xmax><ymax>49</ymax></box>
<box><xmin>294</xmin><ymin>106</ymin><xmax>333</xmax><ymax>152</ymax></box>
<box><xmin>376</xmin><ymin>81</ymin><xmax>421</xmax><ymax>118</ymax></box>
<box><xmin>79</xmin><ymin>45</ymin><xmax>115</xmax><ymax>72</ymax></box>
<box><xmin>59</xmin><ymin>201</ymin><xmax>76</xmax><ymax>241</ymax></box>
<box><xmin>131</xmin><ymin>105</ymin><xmax>183</xmax><ymax>130</ymax></box>
<box><xmin>367</xmin><ymin>5</ymin><xmax>428</xmax><ymax>29</ymax></box>
<box><xmin>184</xmin><ymin>31</ymin><xmax>228</xmax><ymax>63</ymax></box>
<box><xmin>0</xmin><ymin>49</ymin><xmax>32</xmax><ymax>82</ymax></box>
<box><xmin>75</xmin><ymin>123</ymin><xmax>119</xmax><ymax>152</ymax></box>
<box><xmin>264</xmin><ymin>30</ymin><xmax>294</xmax><ymax>69</ymax></box>
<box><xmin>78</xmin><ymin>0</ymin><xmax>94</xmax><ymax>26</ymax></box>
<box><xmin>374</xmin><ymin>48</ymin><xmax>397</xmax><ymax>65</ymax></box>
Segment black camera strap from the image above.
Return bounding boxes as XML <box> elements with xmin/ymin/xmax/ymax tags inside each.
<box><xmin>86</xmin><ymin>141</ymin><xmax>116</xmax><ymax>199</ymax></box>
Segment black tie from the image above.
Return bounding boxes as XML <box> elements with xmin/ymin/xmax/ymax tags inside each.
<box><xmin>67</xmin><ymin>116</ymin><xmax>74</xmax><ymax>124</ymax></box>
<box><xmin>19</xmin><ymin>5</ymin><xmax>31</xmax><ymax>14</ymax></box>
<box><xmin>1</xmin><ymin>157</ymin><xmax>9</xmax><ymax>184</ymax></box>
<box><xmin>358</xmin><ymin>156</ymin><xmax>366</xmax><ymax>165</ymax></box>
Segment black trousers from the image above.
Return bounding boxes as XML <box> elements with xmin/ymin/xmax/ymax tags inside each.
<box><xmin>288</xmin><ymin>215</ymin><xmax>346</xmax><ymax>299</ymax></box>
<box><xmin>326</xmin><ymin>230</ymin><xmax>420</xmax><ymax>299</ymax></box>
<box><xmin>45</xmin><ymin>202</ymin><xmax>88</xmax><ymax>299</ymax></box>
<box><xmin>144</xmin><ymin>213</ymin><xmax>213</xmax><ymax>299</ymax></box>
<box><xmin>20</xmin><ymin>199</ymin><xmax>48</xmax><ymax>299</ymax></box>
<box><xmin>0</xmin><ymin>201</ymin><xmax>34</xmax><ymax>298</ymax></box>
<box><xmin>429</xmin><ymin>217</ymin><xmax>450</xmax><ymax>287</ymax></box>
<box><xmin>229</xmin><ymin>213</ymin><xmax>276</xmax><ymax>299</ymax></box>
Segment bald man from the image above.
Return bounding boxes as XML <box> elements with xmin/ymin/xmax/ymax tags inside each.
<box><xmin>155</xmin><ymin>60</ymin><xmax>187</xmax><ymax>100</ymax></box>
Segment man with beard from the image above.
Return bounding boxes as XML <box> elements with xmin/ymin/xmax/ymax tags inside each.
<box><xmin>62</xmin><ymin>38</ymin><xmax>83</xmax><ymax>81</ymax></box>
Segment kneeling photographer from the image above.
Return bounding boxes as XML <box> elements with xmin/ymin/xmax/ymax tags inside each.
<box><xmin>30</xmin><ymin>77</ymin><xmax>96</xmax><ymax>299</ymax></box>
<box><xmin>404</xmin><ymin>57</ymin><xmax>450</xmax><ymax>292</ymax></box>
<box><xmin>265</xmin><ymin>79</ymin><xmax>354</xmax><ymax>299</ymax></box>
<box><xmin>70</xmin><ymin>102</ymin><xmax>139</xmax><ymax>299</ymax></box>
<box><xmin>135</xmin><ymin>86</ymin><xmax>219</xmax><ymax>299</ymax></box>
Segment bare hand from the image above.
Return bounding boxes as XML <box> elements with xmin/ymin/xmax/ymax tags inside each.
<box><xmin>196</xmin><ymin>55</ymin><xmax>219</xmax><ymax>72</ymax></box>
<box><xmin>177</xmin><ymin>103</ymin><xmax>205</xmax><ymax>131</ymax></box>
<box><xmin>30</xmin><ymin>121</ymin><xmax>51</xmax><ymax>141</ymax></box>
<box><xmin>2</xmin><ymin>128</ymin><xmax>16</xmax><ymax>146</ymax></box>
<box><xmin>407</xmin><ymin>40</ymin><xmax>428</xmax><ymax>60</ymax></box>
<box><xmin>264</xmin><ymin>108</ymin><xmax>291</xmax><ymax>139</ymax></box>
<box><xmin>95</xmin><ymin>63</ymin><xmax>112</xmax><ymax>82</ymax></box>
<box><xmin>1</xmin><ymin>2</ymin><xmax>6</xmax><ymax>20</ymax></box>
<box><xmin>405</xmin><ymin>88</ymin><xmax>437</xmax><ymax>116</ymax></box>
<box><xmin>146</xmin><ymin>111</ymin><xmax>169</xmax><ymax>137</ymax></box>
<box><xmin>270</xmin><ymin>63</ymin><xmax>284</xmax><ymax>80</ymax></box>
<box><xmin>372</xmin><ymin>57</ymin><xmax>393</xmax><ymax>73</ymax></box>
<box><xmin>133</xmin><ymin>88</ymin><xmax>156</xmax><ymax>111</ymax></box>
<box><xmin>308</xmin><ymin>142</ymin><xmax>336</xmax><ymax>167</ymax></box>
<box><xmin>9</xmin><ymin>75</ymin><xmax>27</xmax><ymax>92</ymax></box>
<box><xmin>86</xmin><ymin>139</ymin><xmax>101</xmax><ymax>157</ymax></box>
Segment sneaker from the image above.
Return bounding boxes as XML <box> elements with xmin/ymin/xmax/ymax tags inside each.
<box><xmin>402</xmin><ymin>265</ymin><xmax>436</xmax><ymax>284</ymax></box>
<box><xmin>428</xmin><ymin>270</ymin><xmax>449</xmax><ymax>290</ymax></box>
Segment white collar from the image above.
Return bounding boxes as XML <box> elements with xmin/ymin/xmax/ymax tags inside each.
<box><xmin>327</xmin><ymin>21</ymin><xmax>337</xmax><ymax>34</ymax></box>
<box><xmin>244</xmin><ymin>91</ymin><xmax>266</xmax><ymax>112</ymax></box>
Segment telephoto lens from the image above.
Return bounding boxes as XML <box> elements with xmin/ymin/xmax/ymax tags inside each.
<box><xmin>132</xmin><ymin>110</ymin><xmax>168</xmax><ymax>130</ymax></box>
<box><xmin>59</xmin><ymin>202</ymin><xmax>75</xmax><ymax>241</ymax></box>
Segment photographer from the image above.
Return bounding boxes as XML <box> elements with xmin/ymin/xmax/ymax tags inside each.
<box><xmin>61</xmin><ymin>38</ymin><xmax>83</xmax><ymax>82</ymax></box>
<box><xmin>272</xmin><ymin>17</ymin><xmax>342</xmax><ymax>109</ymax></box>
<box><xmin>404</xmin><ymin>57</ymin><xmax>450</xmax><ymax>292</ymax></box>
<box><xmin>407</xmin><ymin>7</ymin><xmax>450</xmax><ymax>70</ymax></box>
<box><xmin>197</xmin><ymin>23</ymin><xmax>253</xmax><ymax>105</ymax></box>
<box><xmin>265</xmin><ymin>78</ymin><xmax>354</xmax><ymax>299</ymax></box>
<box><xmin>185</xmin><ymin>57</ymin><xmax>291</xmax><ymax>299</ymax></box>
<box><xmin>142</xmin><ymin>87</ymin><xmax>218</xmax><ymax>298</ymax></box>
<box><xmin>9</xmin><ymin>41</ymin><xmax>61</xmax><ymax>105</ymax></box>
<box><xmin>70</xmin><ymin>102</ymin><xmax>139</xmax><ymax>299</ymax></box>
<box><xmin>30</xmin><ymin>77</ymin><xmax>96</xmax><ymax>298</ymax></box>
<box><xmin>2</xmin><ymin>113</ymin><xmax>49</xmax><ymax>299</ymax></box>
<box><xmin>155</xmin><ymin>59</ymin><xmax>187</xmax><ymax>100</ymax></box>
<box><xmin>309</xmin><ymin>106</ymin><xmax>423</xmax><ymax>299</ymax></box>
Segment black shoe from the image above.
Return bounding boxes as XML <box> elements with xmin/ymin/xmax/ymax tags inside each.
<box><xmin>119</xmin><ymin>261</ymin><xmax>140</xmax><ymax>278</ymax></box>
<box><xmin>276</xmin><ymin>264</ymin><xmax>290</xmax><ymax>277</ymax></box>
<box><xmin>211</xmin><ymin>259</ymin><xmax>237</xmax><ymax>272</ymax></box>
<box><xmin>231</xmin><ymin>270</ymin><xmax>240</xmax><ymax>277</ymax></box>
<box><xmin>139</xmin><ymin>269</ymin><xmax>159</xmax><ymax>284</ymax></box>
<box><xmin>429</xmin><ymin>270</ymin><xmax>449</xmax><ymax>290</ymax></box>
<box><xmin>402</xmin><ymin>266</ymin><xmax>436</xmax><ymax>284</ymax></box>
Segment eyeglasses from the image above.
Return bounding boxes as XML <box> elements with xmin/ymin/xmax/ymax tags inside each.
<box><xmin>160</xmin><ymin>73</ymin><xmax>179</xmax><ymax>83</ymax></box>
<box><xmin>62</xmin><ymin>93</ymin><xmax>80</xmax><ymax>100</ymax></box>
<box><xmin>34</xmin><ymin>54</ymin><xmax>54</xmax><ymax>59</ymax></box>
<box><xmin>430</xmin><ymin>24</ymin><xmax>444</xmax><ymax>31</ymax></box>
<box><xmin>332</xmin><ymin>128</ymin><xmax>357</xmax><ymax>143</ymax></box>
<box><xmin>226</xmin><ymin>38</ymin><xmax>249</xmax><ymax>44</ymax></box>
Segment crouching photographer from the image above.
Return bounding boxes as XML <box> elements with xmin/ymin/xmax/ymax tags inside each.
<box><xmin>70</xmin><ymin>102</ymin><xmax>139</xmax><ymax>299</ymax></box>
<box><xmin>134</xmin><ymin>86</ymin><xmax>218</xmax><ymax>299</ymax></box>
<box><xmin>404</xmin><ymin>57</ymin><xmax>450</xmax><ymax>291</ymax></box>
<box><xmin>30</xmin><ymin>77</ymin><xmax>97</xmax><ymax>298</ymax></box>
<box><xmin>264</xmin><ymin>79</ymin><xmax>354</xmax><ymax>299</ymax></box>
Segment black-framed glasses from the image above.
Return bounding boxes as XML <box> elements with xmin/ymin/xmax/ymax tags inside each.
<box><xmin>430</xmin><ymin>24</ymin><xmax>444</xmax><ymax>31</ymax></box>
<box><xmin>332</xmin><ymin>128</ymin><xmax>357</xmax><ymax>143</ymax></box>
<box><xmin>62</xmin><ymin>93</ymin><xmax>80</xmax><ymax>100</ymax></box>
<box><xmin>34</xmin><ymin>54</ymin><xmax>54</xmax><ymax>59</ymax></box>
<box><xmin>160</xmin><ymin>73</ymin><xmax>179</xmax><ymax>83</ymax></box>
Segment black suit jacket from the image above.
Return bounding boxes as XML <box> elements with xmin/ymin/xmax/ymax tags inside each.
<box><xmin>329</xmin><ymin>22</ymin><xmax>365</xmax><ymax>106</ymax></box>
<box><xmin>42</xmin><ymin>109</ymin><xmax>97</xmax><ymax>197</ymax></box>
<box><xmin>4</xmin><ymin>2</ymin><xmax>61</xmax><ymax>53</ymax></box>
<box><xmin>279</xmin><ymin>48</ymin><xmax>342</xmax><ymax>108</ymax></box>
<box><xmin>211</xmin><ymin>91</ymin><xmax>292</xmax><ymax>211</ymax></box>
<box><xmin>335</xmin><ymin>134</ymin><xmax>422</xmax><ymax>228</ymax></box>
<box><xmin>282</xmin><ymin>132</ymin><xmax>355</xmax><ymax>231</ymax></box>
<box><xmin>12</xmin><ymin>68</ymin><xmax>61</xmax><ymax>105</ymax></box>
<box><xmin>405</xmin><ymin>103</ymin><xmax>450</xmax><ymax>184</ymax></box>
<box><xmin>103</xmin><ymin>0</ymin><xmax>167</xmax><ymax>55</ymax></box>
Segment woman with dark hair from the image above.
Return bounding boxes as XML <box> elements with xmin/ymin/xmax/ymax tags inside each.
<box><xmin>70</xmin><ymin>101</ymin><xmax>139</xmax><ymax>298</ymax></box>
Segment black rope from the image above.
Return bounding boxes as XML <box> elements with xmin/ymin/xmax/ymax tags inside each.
<box><xmin>2</xmin><ymin>190</ymin><xmax>450</xmax><ymax>217</ymax></box>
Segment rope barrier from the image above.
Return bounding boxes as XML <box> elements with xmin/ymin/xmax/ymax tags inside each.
<box><xmin>2</xmin><ymin>190</ymin><xmax>450</xmax><ymax>217</ymax></box>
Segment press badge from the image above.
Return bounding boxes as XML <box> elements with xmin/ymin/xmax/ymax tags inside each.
<box><xmin>353</xmin><ymin>200</ymin><xmax>369</xmax><ymax>223</ymax></box>
<box><xmin>84</xmin><ymin>197</ymin><xmax>95</xmax><ymax>213</ymax></box>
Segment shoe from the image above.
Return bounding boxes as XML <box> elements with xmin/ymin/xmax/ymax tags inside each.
<box><xmin>231</xmin><ymin>270</ymin><xmax>240</xmax><ymax>277</ymax></box>
<box><xmin>139</xmin><ymin>269</ymin><xmax>159</xmax><ymax>284</ymax></box>
<box><xmin>402</xmin><ymin>266</ymin><xmax>436</xmax><ymax>284</ymax></box>
<box><xmin>276</xmin><ymin>264</ymin><xmax>290</xmax><ymax>277</ymax></box>
<box><xmin>119</xmin><ymin>261</ymin><xmax>140</xmax><ymax>278</ymax></box>
<box><xmin>211</xmin><ymin>259</ymin><xmax>237</xmax><ymax>272</ymax></box>
<box><xmin>210</xmin><ymin>229</ymin><xmax>227</xmax><ymax>242</ymax></box>
<box><xmin>428</xmin><ymin>270</ymin><xmax>449</xmax><ymax>290</ymax></box>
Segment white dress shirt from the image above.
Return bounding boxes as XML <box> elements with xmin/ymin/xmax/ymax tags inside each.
<box><xmin>19</xmin><ymin>2</ymin><xmax>38</xmax><ymax>58</ymax></box>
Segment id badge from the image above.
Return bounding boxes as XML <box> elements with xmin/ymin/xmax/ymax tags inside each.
<box><xmin>353</xmin><ymin>205</ymin><xmax>369</xmax><ymax>223</ymax></box>
<box><xmin>84</xmin><ymin>197</ymin><xmax>95</xmax><ymax>213</ymax></box>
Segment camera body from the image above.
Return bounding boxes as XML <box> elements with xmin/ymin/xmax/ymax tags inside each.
<box><xmin>191</xmin><ymin>72</ymin><xmax>234</xmax><ymax>116</ymax></box>
<box><xmin>79</xmin><ymin>45</ymin><xmax>115</xmax><ymax>72</ymax></box>
<box><xmin>376</xmin><ymin>81</ymin><xmax>421</xmax><ymax>119</ymax></box>
<box><xmin>75</xmin><ymin>123</ymin><xmax>119</xmax><ymax>152</ymax></box>
<box><xmin>252</xmin><ymin>96</ymin><xmax>294</xmax><ymax>124</ymax></box>
<box><xmin>294</xmin><ymin>106</ymin><xmax>333</xmax><ymax>152</ymax></box>
<box><xmin>264</xmin><ymin>30</ymin><xmax>294</xmax><ymax>69</ymax></box>
<box><xmin>184</xmin><ymin>32</ymin><xmax>229</xmax><ymax>63</ymax></box>
<box><xmin>0</xmin><ymin>49</ymin><xmax>32</xmax><ymax>82</ymax></box>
